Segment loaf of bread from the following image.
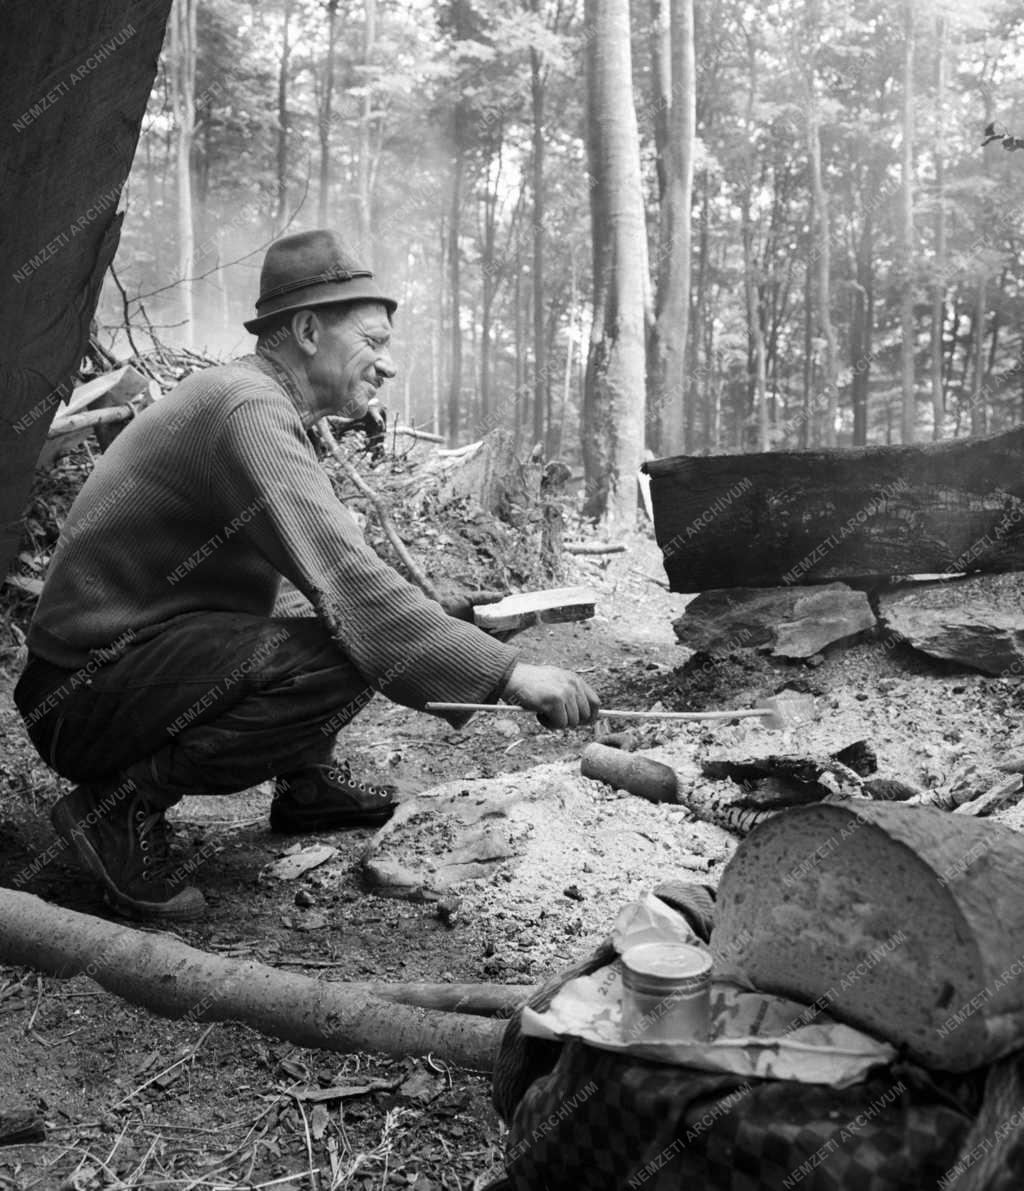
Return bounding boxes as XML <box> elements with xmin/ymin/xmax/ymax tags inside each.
<box><xmin>711</xmin><ymin>801</ymin><xmax>1024</xmax><ymax>1071</ymax></box>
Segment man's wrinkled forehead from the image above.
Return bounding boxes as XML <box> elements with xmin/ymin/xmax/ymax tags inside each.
<box><xmin>327</xmin><ymin>300</ymin><xmax>392</xmax><ymax>334</ymax></box>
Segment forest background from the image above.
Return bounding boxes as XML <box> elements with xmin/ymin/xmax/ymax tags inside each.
<box><xmin>97</xmin><ymin>0</ymin><xmax>1024</xmax><ymax>522</ymax></box>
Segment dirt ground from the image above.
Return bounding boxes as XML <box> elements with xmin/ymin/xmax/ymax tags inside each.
<box><xmin>2</xmin><ymin>535</ymin><xmax>1022</xmax><ymax>1189</ymax></box>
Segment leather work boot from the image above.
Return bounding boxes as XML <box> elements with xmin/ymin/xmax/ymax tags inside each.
<box><xmin>270</xmin><ymin>762</ymin><xmax>398</xmax><ymax>832</ymax></box>
<box><xmin>50</xmin><ymin>782</ymin><xmax>207</xmax><ymax>921</ymax></box>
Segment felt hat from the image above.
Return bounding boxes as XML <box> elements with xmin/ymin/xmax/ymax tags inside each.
<box><xmin>244</xmin><ymin>229</ymin><xmax>397</xmax><ymax>333</ymax></box>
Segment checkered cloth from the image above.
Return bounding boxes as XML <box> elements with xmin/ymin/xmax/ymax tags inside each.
<box><xmin>490</xmin><ymin>883</ymin><xmax>1024</xmax><ymax>1191</ymax></box>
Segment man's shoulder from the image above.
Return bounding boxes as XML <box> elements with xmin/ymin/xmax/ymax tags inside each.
<box><xmin>161</xmin><ymin>356</ymin><xmax>293</xmax><ymax>426</ymax></box>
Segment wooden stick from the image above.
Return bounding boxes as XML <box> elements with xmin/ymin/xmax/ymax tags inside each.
<box><xmin>564</xmin><ymin>541</ymin><xmax>627</xmax><ymax>555</ymax></box>
<box><xmin>47</xmin><ymin>405</ymin><xmax>134</xmax><ymax>438</ymax></box>
<box><xmin>318</xmin><ymin>418</ymin><xmax>440</xmax><ymax>602</ymax></box>
<box><xmin>0</xmin><ymin>890</ymin><xmax>503</xmax><ymax>1071</ymax></box>
<box><xmin>393</xmin><ymin>425</ymin><xmax>444</xmax><ymax>443</ymax></box>
<box><xmin>424</xmin><ymin>701</ymin><xmax>769</xmax><ymax>723</ymax></box>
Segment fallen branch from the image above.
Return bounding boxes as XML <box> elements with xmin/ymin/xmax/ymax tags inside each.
<box><xmin>47</xmin><ymin>405</ymin><xmax>134</xmax><ymax>438</ymax></box>
<box><xmin>0</xmin><ymin>890</ymin><xmax>504</xmax><ymax>1071</ymax></box>
<box><xmin>361</xmin><ymin>981</ymin><xmax>529</xmax><ymax>1017</ymax></box>
<box><xmin>317</xmin><ymin>418</ymin><xmax>440</xmax><ymax>602</ymax></box>
<box><xmin>564</xmin><ymin>541</ymin><xmax>627</xmax><ymax>555</ymax></box>
<box><xmin>393</xmin><ymin>425</ymin><xmax>444</xmax><ymax>443</ymax></box>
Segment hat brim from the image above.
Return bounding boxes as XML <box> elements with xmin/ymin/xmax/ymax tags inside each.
<box><xmin>244</xmin><ymin>277</ymin><xmax>397</xmax><ymax>333</ymax></box>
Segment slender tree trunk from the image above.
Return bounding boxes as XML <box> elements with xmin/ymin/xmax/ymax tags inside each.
<box><xmin>850</xmin><ymin>199</ymin><xmax>874</xmax><ymax>447</ymax></box>
<box><xmin>900</xmin><ymin>0</ymin><xmax>916</xmax><ymax>443</ymax></box>
<box><xmin>275</xmin><ymin>0</ymin><xmax>293</xmax><ymax>226</ymax></box>
<box><xmin>971</xmin><ymin>278</ymin><xmax>987</xmax><ymax>436</ymax></box>
<box><xmin>447</xmin><ymin>134</ymin><xmax>463</xmax><ymax>445</ymax></box>
<box><xmin>650</xmin><ymin>0</ymin><xmax>695</xmax><ymax>455</ymax></box>
<box><xmin>741</xmin><ymin>32</ymin><xmax>768</xmax><ymax>451</ymax></box>
<box><xmin>358</xmin><ymin>0</ymin><xmax>376</xmax><ymax>255</ymax></box>
<box><xmin>930</xmin><ymin>14</ymin><xmax>947</xmax><ymax>439</ymax></box>
<box><xmin>531</xmin><ymin>40</ymin><xmax>547</xmax><ymax>451</ymax></box>
<box><xmin>514</xmin><ymin>264</ymin><xmax>524</xmax><ymax>447</ymax></box>
<box><xmin>169</xmin><ymin>0</ymin><xmax>197</xmax><ymax>346</ymax></box>
<box><xmin>317</xmin><ymin>0</ymin><xmax>340</xmax><ymax>227</ymax></box>
<box><xmin>647</xmin><ymin>0</ymin><xmax>670</xmax><ymax>451</ymax></box>
<box><xmin>806</xmin><ymin>95</ymin><xmax>838</xmax><ymax>447</ymax></box>
<box><xmin>691</xmin><ymin>163</ymin><xmax>710</xmax><ymax>450</ymax></box>
<box><xmin>801</xmin><ymin>191</ymin><xmax>814</xmax><ymax>448</ymax></box>
<box><xmin>582</xmin><ymin>0</ymin><xmax>647</xmax><ymax>527</ymax></box>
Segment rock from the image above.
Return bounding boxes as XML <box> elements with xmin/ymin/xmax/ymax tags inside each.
<box><xmin>673</xmin><ymin>583</ymin><xmax>876</xmax><ymax>660</ymax></box>
<box><xmin>361</xmin><ymin>784</ymin><xmax>537</xmax><ymax>900</ymax></box>
<box><xmin>266</xmin><ymin>844</ymin><xmax>338</xmax><ymax>881</ymax></box>
<box><xmin>877</xmin><ymin>573</ymin><xmax>1024</xmax><ymax>675</ymax></box>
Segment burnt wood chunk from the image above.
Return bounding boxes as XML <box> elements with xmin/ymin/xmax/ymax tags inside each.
<box><xmin>643</xmin><ymin>428</ymin><xmax>1024</xmax><ymax>590</ymax></box>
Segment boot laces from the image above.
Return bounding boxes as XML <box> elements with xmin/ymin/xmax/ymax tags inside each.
<box><xmin>133</xmin><ymin>808</ymin><xmax>178</xmax><ymax>881</ymax></box>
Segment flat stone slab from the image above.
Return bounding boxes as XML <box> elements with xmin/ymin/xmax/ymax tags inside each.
<box><xmin>673</xmin><ymin>583</ymin><xmax>876</xmax><ymax>660</ymax></box>
<box><xmin>877</xmin><ymin>573</ymin><xmax>1024</xmax><ymax>676</ymax></box>
<box><xmin>361</xmin><ymin>781</ymin><xmax>546</xmax><ymax>901</ymax></box>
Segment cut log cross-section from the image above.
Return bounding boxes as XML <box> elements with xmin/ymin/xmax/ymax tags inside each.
<box><xmin>711</xmin><ymin>802</ymin><xmax>1024</xmax><ymax>1071</ymax></box>
<box><xmin>644</xmin><ymin>428</ymin><xmax>1024</xmax><ymax>590</ymax></box>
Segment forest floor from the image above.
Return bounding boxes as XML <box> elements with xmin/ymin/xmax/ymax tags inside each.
<box><xmin>2</xmin><ymin>531</ymin><xmax>1024</xmax><ymax>1190</ymax></box>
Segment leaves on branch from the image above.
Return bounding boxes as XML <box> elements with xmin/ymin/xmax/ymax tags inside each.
<box><xmin>982</xmin><ymin>121</ymin><xmax>1024</xmax><ymax>151</ymax></box>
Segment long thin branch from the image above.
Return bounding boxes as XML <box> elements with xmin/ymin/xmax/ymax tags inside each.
<box><xmin>317</xmin><ymin>418</ymin><xmax>440</xmax><ymax>602</ymax></box>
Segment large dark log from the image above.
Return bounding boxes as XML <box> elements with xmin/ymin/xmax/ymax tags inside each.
<box><xmin>643</xmin><ymin>429</ymin><xmax>1024</xmax><ymax>591</ymax></box>
<box><xmin>0</xmin><ymin>0</ymin><xmax>172</xmax><ymax>582</ymax></box>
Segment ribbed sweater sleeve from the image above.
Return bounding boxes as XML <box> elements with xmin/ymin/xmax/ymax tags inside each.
<box><xmin>209</xmin><ymin>389</ymin><xmax>518</xmax><ymax>708</ymax></box>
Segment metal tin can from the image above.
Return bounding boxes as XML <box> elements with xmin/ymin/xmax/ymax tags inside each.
<box><xmin>621</xmin><ymin>942</ymin><xmax>712</xmax><ymax>1044</ymax></box>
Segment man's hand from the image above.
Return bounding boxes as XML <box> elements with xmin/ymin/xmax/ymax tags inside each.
<box><xmin>440</xmin><ymin>589</ymin><xmax>506</xmax><ymax>623</ymax></box>
<box><xmin>500</xmin><ymin>662</ymin><xmax>600</xmax><ymax>729</ymax></box>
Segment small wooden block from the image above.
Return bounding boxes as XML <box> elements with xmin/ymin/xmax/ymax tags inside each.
<box><xmin>473</xmin><ymin>586</ymin><xmax>597</xmax><ymax>634</ymax></box>
<box><xmin>60</xmin><ymin>365</ymin><xmax>149</xmax><ymax>418</ymax></box>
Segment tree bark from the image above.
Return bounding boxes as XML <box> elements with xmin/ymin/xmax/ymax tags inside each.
<box><xmin>0</xmin><ymin>0</ymin><xmax>172</xmax><ymax>585</ymax></box>
<box><xmin>646</xmin><ymin>427</ymin><xmax>1024</xmax><ymax>589</ymax></box>
<box><xmin>447</xmin><ymin>136</ymin><xmax>463</xmax><ymax>445</ymax></box>
<box><xmin>806</xmin><ymin>93</ymin><xmax>838</xmax><ymax>448</ymax></box>
<box><xmin>275</xmin><ymin>0</ymin><xmax>294</xmax><ymax>226</ymax></box>
<box><xmin>741</xmin><ymin>31</ymin><xmax>768</xmax><ymax>452</ymax></box>
<box><xmin>169</xmin><ymin>0</ymin><xmax>197</xmax><ymax>346</ymax></box>
<box><xmin>900</xmin><ymin>0</ymin><xmax>916</xmax><ymax>444</ymax></box>
<box><xmin>0</xmin><ymin>891</ymin><xmax>503</xmax><ymax>1071</ymax></box>
<box><xmin>317</xmin><ymin>0</ymin><xmax>340</xmax><ymax>227</ymax></box>
<box><xmin>582</xmin><ymin>0</ymin><xmax>647</xmax><ymax>527</ymax></box>
<box><xmin>531</xmin><ymin>38</ymin><xmax>547</xmax><ymax>451</ymax></box>
<box><xmin>850</xmin><ymin>172</ymin><xmax>876</xmax><ymax>447</ymax></box>
<box><xmin>930</xmin><ymin>14</ymin><xmax>947</xmax><ymax>440</ymax></box>
<box><xmin>357</xmin><ymin>0</ymin><xmax>376</xmax><ymax>255</ymax></box>
<box><xmin>650</xmin><ymin>0</ymin><xmax>695</xmax><ymax>455</ymax></box>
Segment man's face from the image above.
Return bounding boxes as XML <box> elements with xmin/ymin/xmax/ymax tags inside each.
<box><xmin>305</xmin><ymin>302</ymin><xmax>396</xmax><ymax>420</ymax></box>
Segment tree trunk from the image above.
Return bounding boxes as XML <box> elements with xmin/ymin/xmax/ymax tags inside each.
<box><xmin>275</xmin><ymin>0</ymin><xmax>294</xmax><ymax>226</ymax></box>
<box><xmin>646</xmin><ymin>427</ymin><xmax>1024</xmax><ymax>590</ymax></box>
<box><xmin>851</xmin><ymin>166</ymin><xmax>876</xmax><ymax>447</ymax></box>
<box><xmin>358</xmin><ymin>0</ymin><xmax>376</xmax><ymax>254</ymax></box>
<box><xmin>0</xmin><ymin>891</ymin><xmax>503</xmax><ymax>1071</ymax></box>
<box><xmin>531</xmin><ymin>39</ymin><xmax>547</xmax><ymax>451</ymax></box>
<box><xmin>930</xmin><ymin>14</ymin><xmax>947</xmax><ymax>440</ymax></box>
<box><xmin>741</xmin><ymin>32</ymin><xmax>768</xmax><ymax>452</ymax></box>
<box><xmin>447</xmin><ymin>131</ymin><xmax>464</xmax><ymax>445</ymax></box>
<box><xmin>650</xmin><ymin>0</ymin><xmax>695</xmax><ymax>455</ymax></box>
<box><xmin>900</xmin><ymin>0</ymin><xmax>916</xmax><ymax>444</ymax></box>
<box><xmin>169</xmin><ymin>0</ymin><xmax>197</xmax><ymax>347</ymax></box>
<box><xmin>581</xmin><ymin>0</ymin><xmax>647</xmax><ymax>528</ymax></box>
<box><xmin>317</xmin><ymin>0</ymin><xmax>340</xmax><ymax>227</ymax></box>
<box><xmin>806</xmin><ymin>94</ymin><xmax>838</xmax><ymax>448</ymax></box>
<box><xmin>0</xmin><ymin>1</ymin><xmax>172</xmax><ymax>584</ymax></box>
<box><xmin>971</xmin><ymin>278</ymin><xmax>988</xmax><ymax>436</ymax></box>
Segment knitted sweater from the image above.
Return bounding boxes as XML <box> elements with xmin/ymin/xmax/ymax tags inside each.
<box><xmin>28</xmin><ymin>355</ymin><xmax>518</xmax><ymax>709</ymax></box>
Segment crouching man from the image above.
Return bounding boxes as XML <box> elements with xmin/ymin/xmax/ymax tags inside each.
<box><xmin>14</xmin><ymin>230</ymin><xmax>599</xmax><ymax>922</ymax></box>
